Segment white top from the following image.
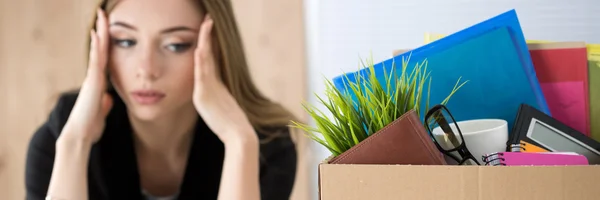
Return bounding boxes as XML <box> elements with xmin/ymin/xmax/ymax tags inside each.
<box><xmin>141</xmin><ymin>189</ymin><xmax>179</xmax><ymax>200</ymax></box>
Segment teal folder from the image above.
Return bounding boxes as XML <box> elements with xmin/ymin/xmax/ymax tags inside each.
<box><xmin>332</xmin><ymin>9</ymin><xmax>549</xmax><ymax>131</ymax></box>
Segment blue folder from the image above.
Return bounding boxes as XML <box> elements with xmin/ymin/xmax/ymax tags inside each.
<box><xmin>331</xmin><ymin>9</ymin><xmax>550</xmax><ymax>131</ymax></box>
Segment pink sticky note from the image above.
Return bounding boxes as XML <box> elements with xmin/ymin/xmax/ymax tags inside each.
<box><xmin>541</xmin><ymin>81</ymin><xmax>587</xmax><ymax>134</ymax></box>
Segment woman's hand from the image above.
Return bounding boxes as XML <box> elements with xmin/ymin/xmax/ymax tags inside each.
<box><xmin>192</xmin><ymin>15</ymin><xmax>258</xmax><ymax>146</ymax></box>
<box><xmin>46</xmin><ymin>9</ymin><xmax>113</xmax><ymax>200</ymax></box>
<box><xmin>193</xmin><ymin>14</ymin><xmax>261</xmax><ymax>200</ymax></box>
<box><xmin>60</xmin><ymin>8</ymin><xmax>113</xmax><ymax>145</ymax></box>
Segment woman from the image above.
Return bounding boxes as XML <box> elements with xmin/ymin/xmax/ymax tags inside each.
<box><xmin>24</xmin><ymin>0</ymin><xmax>298</xmax><ymax>199</ymax></box>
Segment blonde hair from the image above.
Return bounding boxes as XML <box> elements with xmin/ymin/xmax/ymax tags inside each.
<box><xmin>94</xmin><ymin>0</ymin><xmax>298</xmax><ymax>138</ymax></box>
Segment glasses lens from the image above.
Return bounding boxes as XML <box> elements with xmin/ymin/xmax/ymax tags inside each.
<box><xmin>428</xmin><ymin>107</ymin><xmax>463</xmax><ymax>152</ymax></box>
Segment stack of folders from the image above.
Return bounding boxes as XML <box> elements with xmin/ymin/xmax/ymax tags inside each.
<box><xmin>424</xmin><ymin>33</ymin><xmax>600</xmax><ymax>142</ymax></box>
<box><xmin>482</xmin><ymin>152</ymin><xmax>589</xmax><ymax>166</ymax></box>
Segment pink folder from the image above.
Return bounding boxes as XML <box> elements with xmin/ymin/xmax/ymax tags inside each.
<box><xmin>528</xmin><ymin>42</ymin><xmax>590</xmax><ymax>136</ymax></box>
<box><xmin>482</xmin><ymin>152</ymin><xmax>589</xmax><ymax>166</ymax></box>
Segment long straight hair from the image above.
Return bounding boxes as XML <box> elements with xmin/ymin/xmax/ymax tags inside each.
<box><xmin>91</xmin><ymin>0</ymin><xmax>298</xmax><ymax>140</ymax></box>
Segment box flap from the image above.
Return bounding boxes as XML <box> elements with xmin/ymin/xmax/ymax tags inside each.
<box><xmin>319</xmin><ymin>164</ymin><xmax>600</xmax><ymax>200</ymax></box>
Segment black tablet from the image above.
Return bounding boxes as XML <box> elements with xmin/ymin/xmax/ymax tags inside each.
<box><xmin>508</xmin><ymin>103</ymin><xmax>600</xmax><ymax>164</ymax></box>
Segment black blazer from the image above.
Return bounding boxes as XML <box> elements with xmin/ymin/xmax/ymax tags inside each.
<box><xmin>25</xmin><ymin>90</ymin><xmax>297</xmax><ymax>200</ymax></box>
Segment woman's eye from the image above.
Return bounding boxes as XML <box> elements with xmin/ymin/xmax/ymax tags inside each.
<box><xmin>166</xmin><ymin>43</ymin><xmax>192</xmax><ymax>53</ymax></box>
<box><xmin>113</xmin><ymin>39</ymin><xmax>136</xmax><ymax>48</ymax></box>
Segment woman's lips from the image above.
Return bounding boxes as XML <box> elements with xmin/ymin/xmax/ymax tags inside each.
<box><xmin>131</xmin><ymin>90</ymin><xmax>166</xmax><ymax>105</ymax></box>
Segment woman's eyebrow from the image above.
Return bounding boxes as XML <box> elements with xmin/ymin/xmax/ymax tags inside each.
<box><xmin>109</xmin><ymin>22</ymin><xmax>197</xmax><ymax>34</ymax></box>
<box><xmin>110</xmin><ymin>21</ymin><xmax>137</xmax><ymax>30</ymax></box>
<box><xmin>161</xmin><ymin>26</ymin><xmax>198</xmax><ymax>34</ymax></box>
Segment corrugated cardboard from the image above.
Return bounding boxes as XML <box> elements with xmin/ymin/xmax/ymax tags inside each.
<box><xmin>319</xmin><ymin>163</ymin><xmax>600</xmax><ymax>200</ymax></box>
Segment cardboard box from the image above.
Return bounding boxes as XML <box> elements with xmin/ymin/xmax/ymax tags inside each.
<box><xmin>319</xmin><ymin>164</ymin><xmax>600</xmax><ymax>200</ymax></box>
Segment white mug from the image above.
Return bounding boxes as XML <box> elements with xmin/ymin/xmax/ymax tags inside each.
<box><xmin>431</xmin><ymin>119</ymin><xmax>508</xmax><ymax>165</ymax></box>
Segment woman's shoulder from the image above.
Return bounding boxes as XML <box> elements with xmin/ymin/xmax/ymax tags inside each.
<box><xmin>258</xmin><ymin>126</ymin><xmax>297</xmax><ymax>153</ymax></box>
<box><xmin>256</xmin><ymin>126</ymin><xmax>298</xmax><ymax>199</ymax></box>
<box><xmin>257</xmin><ymin>126</ymin><xmax>297</xmax><ymax>165</ymax></box>
<box><xmin>37</xmin><ymin>90</ymin><xmax>81</xmax><ymax>138</ymax></box>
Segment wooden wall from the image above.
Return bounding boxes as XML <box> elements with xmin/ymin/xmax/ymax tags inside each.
<box><xmin>0</xmin><ymin>0</ymin><xmax>309</xmax><ymax>199</ymax></box>
<box><xmin>0</xmin><ymin>1</ymin><xmax>94</xmax><ymax>198</ymax></box>
<box><xmin>231</xmin><ymin>1</ymin><xmax>310</xmax><ymax>200</ymax></box>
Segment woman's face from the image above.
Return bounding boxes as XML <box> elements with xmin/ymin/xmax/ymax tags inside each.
<box><xmin>108</xmin><ymin>0</ymin><xmax>203</xmax><ymax>121</ymax></box>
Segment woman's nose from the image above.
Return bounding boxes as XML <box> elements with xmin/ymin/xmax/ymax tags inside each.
<box><xmin>136</xmin><ymin>47</ymin><xmax>161</xmax><ymax>80</ymax></box>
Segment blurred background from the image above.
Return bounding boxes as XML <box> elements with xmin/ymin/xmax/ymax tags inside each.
<box><xmin>1</xmin><ymin>0</ymin><xmax>599</xmax><ymax>199</ymax></box>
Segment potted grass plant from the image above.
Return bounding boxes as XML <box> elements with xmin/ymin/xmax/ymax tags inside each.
<box><xmin>291</xmin><ymin>55</ymin><xmax>467</xmax><ymax>162</ymax></box>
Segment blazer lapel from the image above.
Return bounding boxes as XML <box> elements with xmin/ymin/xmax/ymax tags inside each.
<box><xmin>98</xmin><ymin>93</ymin><xmax>143</xmax><ymax>199</ymax></box>
<box><xmin>177</xmin><ymin>116</ymin><xmax>225</xmax><ymax>199</ymax></box>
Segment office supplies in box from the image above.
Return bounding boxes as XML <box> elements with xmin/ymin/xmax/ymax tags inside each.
<box><xmin>332</xmin><ymin>9</ymin><xmax>549</xmax><ymax>131</ymax></box>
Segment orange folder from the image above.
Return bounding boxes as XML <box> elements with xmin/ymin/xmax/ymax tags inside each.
<box><xmin>520</xmin><ymin>141</ymin><xmax>549</xmax><ymax>153</ymax></box>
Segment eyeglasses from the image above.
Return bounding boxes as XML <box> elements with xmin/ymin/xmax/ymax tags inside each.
<box><xmin>424</xmin><ymin>104</ymin><xmax>480</xmax><ymax>165</ymax></box>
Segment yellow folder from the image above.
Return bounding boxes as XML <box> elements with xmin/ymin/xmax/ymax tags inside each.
<box><xmin>588</xmin><ymin>45</ymin><xmax>600</xmax><ymax>141</ymax></box>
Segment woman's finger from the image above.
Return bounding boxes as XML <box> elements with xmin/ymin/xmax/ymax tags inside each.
<box><xmin>194</xmin><ymin>15</ymin><xmax>215</xmax><ymax>79</ymax></box>
<box><xmin>81</xmin><ymin>9</ymin><xmax>109</xmax><ymax>103</ymax></box>
<box><xmin>87</xmin><ymin>9</ymin><xmax>108</xmax><ymax>81</ymax></box>
<box><xmin>95</xmin><ymin>8</ymin><xmax>109</xmax><ymax>72</ymax></box>
<box><xmin>87</xmin><ymin>30</ymin><xmax>98</xmax><ymax>78</ymax></box>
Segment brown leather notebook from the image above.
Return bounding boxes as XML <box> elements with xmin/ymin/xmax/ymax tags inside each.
<box><xmin>328</xmin><ymin>110</ymin><xmax>447</xmax><ymax>165</ymax></box>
